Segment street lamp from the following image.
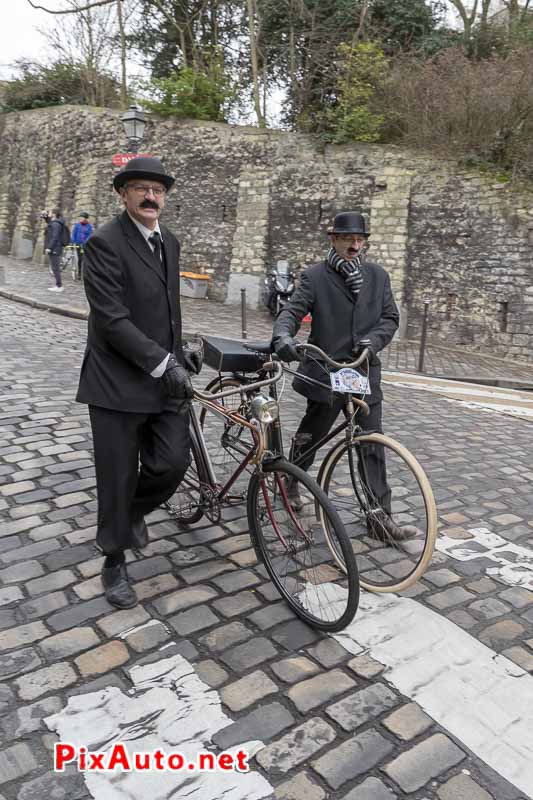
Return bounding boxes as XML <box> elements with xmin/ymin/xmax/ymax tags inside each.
<box><xmin>120</xmin><ymin>104</ymin><xmax>146</xmax><ymax>153</ymax></box>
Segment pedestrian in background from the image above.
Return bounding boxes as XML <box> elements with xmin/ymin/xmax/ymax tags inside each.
<box><xmin>44</xmin><ymin>207</ymin><xmax>66</xmax><ymax>293</ymax></box>
<box><xmin>77</xmin><ymin>156</ymin><xmax>200</xmax><ymax>609</ymax></box>
<box><xmin>70</xmin><ymin>211</ymin><xmax>93</xmax><ymax>280</ymax></box>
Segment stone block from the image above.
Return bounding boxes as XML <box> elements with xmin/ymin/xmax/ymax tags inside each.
<box><xmin>26</xmin><ymin>569</ymin><xmax>75</xmax><ymax>596</ymax></box>
<box><xmin>212</xmin><ymin>590</ymin><xmax>261</xmax><ymax>618</ymax></box>
<box><xmin>0</xmin><ymin>621</ymin><xmax>49</xmax><ymax>652</ymax></box>
<box><xmin>383</xmin><ymin>733</ymin><xmax>465</xmax><ymax>792</ymax></box>
<box><xmin>215</xmin><ymin>700</ymin><xmax>294</xmax><ymax>751</ymax></box>
<box><xmin>221</xmin><ymin>669</ymin><xmax>278</xmax><ymax>712</ymax></box>
<box><xmin>437</xmin><ymin>773</ymin><xmax>492</xmax><ymax>800</ymax></box>
<box><xmin>274</xmin><ymin>772</ymin><xmax>326</xmax><ymax>800</ymax></box>
<box><xmin>340</xmin><ymin>777</ymin><xmax>397</xmax><ymax>800</ymax></box>
<box><xmin>347</xmin><ymin>654</ymin><xmax>385</xmax><ymax>679</ymax></box>
<box><xmin>75</xmin><ymin>641</ymin><xmax>130</xmax><ymax>677</ymax></box>
<box><xmin>326</xmin><ymin>682</ymin><xmax>399</xmax><ymax>731</ymax></box>
<box><xmin>288</xmin><ymin>669</ymin><xmax>356</xmax><ymax>714</ymax></box>
<box><xmin>15</xmin><ymin>662</ymin><xmax>77</xmax><ymax>700</ymax></box>
<box><xmin>194</xmin><ymin>659</ymin><xmax>228</xmax><ymax>689</ymax></box>
<box><xmin>40</xmin><ymin>627</ymin><xmax>101</xmax><ymax>659</ymax></box>
<box><xmin>271</xmin><ymin>620</ymin><xmax>321</xmax><ymax>650</ymax></box>
<box><xmin>0</xmin><ymin>742</ymin><xmax>38</xmax><ymax>785</ymax></box>
<box><xmin>220</xmin><ymin>636</ymin><xmax>278</xmax><ymax>670</ymax></box>
<box><xmin>96</xmin><ymin>605</ymin><xmax>150</xmax><ymax>638</ymax></box>
<box><xmin>312</xmin><ymin>730</ymin><xmax>394</xmax><ymax>790</ymax></box>
<box><xmin>197</xmin><ymin>621</ymin><xmax>252</xmax><ymax>653</ymax></box>
<box><xmin>383</xmin><ymin>702</ymin><xmax>433</xmax><ymax>741</ymax></box>
<box><xmin>152</xmin><ymin>585</ymin><xmax>218</xmax><ymax>615</ymax></box>
<box><xmin>256</xmin><ymin>717</ymin><xmax>336</xmax><ymax>772</ymax></box>
<box><xmin>248</xmin><ymin>603</ymin><xmax>296</xmax><ymax>630</ymax></box>
<box><xmin>169</xmin><ymin>604</ymin><xmax>219</xmax><ymax>636</ymax></box>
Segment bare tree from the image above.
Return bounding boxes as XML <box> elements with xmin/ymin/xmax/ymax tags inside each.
<box><xmin>27</xmin><ymin>0</ymin><xmax>130</xmax><ymax>104</ymax></box>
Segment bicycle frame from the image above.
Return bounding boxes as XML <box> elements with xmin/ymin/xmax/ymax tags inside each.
<box><xmin>191</xmin><ymin>360</ymin><xmax>283</xmax><ymax>505</ymax></box>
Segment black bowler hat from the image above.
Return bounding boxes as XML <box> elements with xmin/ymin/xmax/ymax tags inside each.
<box><xmin>328</xmin><ymin>211</ymin><xmax>369</xmax><ymax>237</ymax></box>
<box><xmin>113</xmin><ymin>156</ymin><xmax>175</xmax><ymax>192</ymax></box>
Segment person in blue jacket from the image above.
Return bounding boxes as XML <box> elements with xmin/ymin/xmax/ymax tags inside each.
<box><xmin>71</xmin><ymin>212</ymin><xmax>94</xmax><ymax>279</ymax></box>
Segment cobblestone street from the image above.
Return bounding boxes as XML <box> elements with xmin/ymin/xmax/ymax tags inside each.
<box><xmin>1</xmin><ymin>294</ymin><xmax>533</xmax><ymax>800</ymax></box>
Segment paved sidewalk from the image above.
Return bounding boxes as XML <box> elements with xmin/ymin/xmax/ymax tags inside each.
<box><xmin>1</xmin><ymin>297</ymin><xmax>533</xmax><ymax>800</ymax></box>
<box><xmin>2</xmin><ymin>254</ymin><xmax>533</xmax><ymax>385</ymax></box>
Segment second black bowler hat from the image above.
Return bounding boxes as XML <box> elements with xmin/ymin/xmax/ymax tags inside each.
<box><xmin>328</xmin><ymin>211</ymin><xmax>368</xmax><ymax>236</ymax></box>
<box><xmin>113</xmin><ymin>157</ymin><xmax>175</xmax><ymax>192</ymax></box>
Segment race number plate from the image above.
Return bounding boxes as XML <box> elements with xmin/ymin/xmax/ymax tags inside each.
<box><xmin>330</xmin><ymin>368</ymin><xmax>371</xmax><ymax>395</ymax></box>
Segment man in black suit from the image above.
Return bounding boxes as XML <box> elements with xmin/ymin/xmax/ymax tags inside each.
<box><xmin>272</xmin><ymin>210</ymin><xmax>416</xmax><ymax>541</ymax></box>
<box><xmin>77</xmin><ymin>157</ymin><xmax>199</xmax><ymax>608</ymax></box>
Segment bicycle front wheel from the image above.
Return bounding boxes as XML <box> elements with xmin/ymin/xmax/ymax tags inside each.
<box><xmin>248</xmin><ymin>459</ymin><xmax>359</xmax><ymax>632</ymax></box>
<box><xmin>319</xmin><ymin>433</ymin><xmax>437</xmax><ymax>592</ymax></box>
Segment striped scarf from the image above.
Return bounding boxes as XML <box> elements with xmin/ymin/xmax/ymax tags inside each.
<box><xmin>327</xmin><ymin>247</ymin><xmax>363</xmax><ymax>298</ymax></box>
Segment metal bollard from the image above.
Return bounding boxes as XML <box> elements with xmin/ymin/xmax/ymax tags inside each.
<box><xmin>418</xmin><ymin>300</ymin><xmax>430</xmax><ymax>373</ymax></box>
<box><xmin>241</xmin><ymin>288</ymin><xmax>247</xmax><ymax>340</ymax></box>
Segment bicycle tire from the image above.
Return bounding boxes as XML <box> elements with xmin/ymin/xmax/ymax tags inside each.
<box><xmin>248</xmin><ymin>458</ymin><xmax>359</xmax><ymax>631</ymax></box>
<box><xmin>164</xmin><ymin>432</ymin><xmax>206</xmax><ymax>524</ymax></box>
<box><xmin>319</xmin><ymin>433</ymin><xmax>437</xmax><ymax>592</ymax></box>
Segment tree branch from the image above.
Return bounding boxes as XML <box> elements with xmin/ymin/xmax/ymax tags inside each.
<box><xmin>26</xmin><ymin>0</ymin><xmax>115</xmax><ymax>13</ymax></box>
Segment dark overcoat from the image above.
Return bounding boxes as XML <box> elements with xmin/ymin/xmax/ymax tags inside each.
<box><xmin>272</xmin><ymin>258</ymin><xmax>399</xmax><ymax>405</ymax></box>
<box><xmin>76</xmin><ymin>211</ymin><xmax>184</xmax><ymax>413</ymax></box>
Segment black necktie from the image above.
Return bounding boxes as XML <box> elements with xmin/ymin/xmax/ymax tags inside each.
<box><xmin>149</xmin><ymin>231</ymin><xmax>162</xmax><ymax>261</ymax></box>
<box><xmin>149</xmin><ymin>230</ymin><xmax>167</xmax><ymax>280</ymax></box>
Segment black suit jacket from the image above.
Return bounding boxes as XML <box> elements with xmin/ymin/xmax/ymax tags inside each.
<box><xmin>76</xmin><ymin>211</ymin><xmax>184</xmax><ymax>413</ymax></box>
<box><xmin>272</xmin><ymin>259</ymin><xmax>399</xmax><ymax>404</ymax></box>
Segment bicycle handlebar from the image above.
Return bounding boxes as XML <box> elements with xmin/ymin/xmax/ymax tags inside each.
<box><xmin>295</xmin><ymin>343</ymin><xmax>369</xmax><ymax>370</ymax></box>
<box><xmin>194</xmin><ymin>360</ymin><xmax>283</xmax><ymax>402</ymax></box>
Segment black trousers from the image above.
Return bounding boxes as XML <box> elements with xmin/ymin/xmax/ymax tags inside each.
<box><xmin>89</xmin><ymin>403</ymin><xmax>191</xmax><ymax>555</ymax></box>
<box><xmin>290</xmin><ymin>396</ymin><xmax>391</xmax><ymax>513</ymax></box>
<box><xmin>49</xmin><ymin>253</ymin><xmax>62</xmax><ymax>287</ymax></box>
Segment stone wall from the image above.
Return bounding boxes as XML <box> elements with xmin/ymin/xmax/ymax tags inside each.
<box><xmin>1</xmin><ymin>105</ymin><xmax>533</xmax><ymax>360</ymax></box>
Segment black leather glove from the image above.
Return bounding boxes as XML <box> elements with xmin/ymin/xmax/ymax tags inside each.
<box><xmin>274</xmin><ymin>336</ymin><xmax>300</xmax><ymax>363</ymax></box>
<box><xmin>183</xmin><ymin>344</ymin><xmax>203</xmax><ymax>375</ymax></box>
<box><xmin>161</xmin><ymin>355</ymin><xmax>194</xmax><ymax>399</ymax></box>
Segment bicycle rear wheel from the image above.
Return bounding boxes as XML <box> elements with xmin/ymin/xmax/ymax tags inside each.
<box><xmin>165</xmin><ymin>433</ymin><xmax>206</xmax><ymax>524</ymax></box>
<box><xmin>319</xmin><ymin>433</ymin><xmax>437</xmax><ymax>592</ymax></box>
<box><xmin>248</xmin><ymin>459</ymin><xmax>359</xmax><ymax>631</ymax></box>
<box><xmin>199</xmin><ymin>375</ymin><xmax>255</xmax><ymax>495</ymax></box>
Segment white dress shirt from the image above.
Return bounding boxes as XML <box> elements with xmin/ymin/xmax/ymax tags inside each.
<box><xmin>127</xmin><ymin>212</ymin><xmax>170</xmax><ymax>378</ymax></box>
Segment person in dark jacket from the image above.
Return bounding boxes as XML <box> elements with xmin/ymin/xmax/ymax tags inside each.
<box><xmin>70</xmin><ymin>211</ymin><xmax>93</xmax><ymax>280</ymax></box>
<box><xmin>272</xmin><ymin>210</ymin><xmax>417</xmax><ymax>541</ymax></box>
<box><xmin>77</xmin><ymin>157</ymin><xmax>200</xmax><ymax>609</ymax></box>
<box><xmin>44</xmin><ymin>208</ymin><xmax>66</xmax><ymax>292</ymax></box>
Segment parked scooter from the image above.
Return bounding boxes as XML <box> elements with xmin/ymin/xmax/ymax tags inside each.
<box><xmin>263</xmin><ymin>260</ymin><xmax>296</xmax><ymax>316</ymax></box>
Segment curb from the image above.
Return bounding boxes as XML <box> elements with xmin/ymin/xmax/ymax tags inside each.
<box><xmin>0</xmin><ymin>289</ymin><xmax>88</xmax><ymax>321</ymax></box>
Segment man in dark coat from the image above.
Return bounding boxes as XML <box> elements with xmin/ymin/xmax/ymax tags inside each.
<box><xmin>44</xmin><ymin>207</ymin><xmax>66</xmax><ymax>292</ymax></box>
<box><xmin>272</xmin><ymin>210</ymin><xmax>416</xmax><ymax>541</ymax></box>
<box><xmin>77</xmin><ymin>157</ymin><xmax>198</xmax><ymax>608</ymax></box>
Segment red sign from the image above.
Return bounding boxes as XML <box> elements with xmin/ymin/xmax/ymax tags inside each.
<box><xmin>111</xmin><ymin>153</ymin><xmax>152</xmax><ymax>166</ymax></box>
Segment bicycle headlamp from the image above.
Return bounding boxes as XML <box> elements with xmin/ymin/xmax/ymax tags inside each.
<box><xmin>250</xmin><ymin>394</ymin><xmax>279</xmax><ymax>424</ymax></box>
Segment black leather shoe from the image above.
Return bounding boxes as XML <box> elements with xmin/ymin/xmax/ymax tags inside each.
<box><xmin>131</xmin><ymin>517</ymin><xmax>148</xmax><ymax>550</ymax></box>
<box><xmin>367</xmin><ymin>510</ymin><xmax>418</xmax><ymax>543</ymax></box>
<box><xmin>101</xmin><ymin>562</ymin><xmax>138</xmax><ymax>608</ymax></box>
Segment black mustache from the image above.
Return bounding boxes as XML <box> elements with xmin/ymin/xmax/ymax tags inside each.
<box><xmin>140</xmin><ymin>200</ymin><xmax>159</xmax><ymax>210</ymax></box>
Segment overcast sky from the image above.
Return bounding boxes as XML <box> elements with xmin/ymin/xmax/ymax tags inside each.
<box><xmin>1</xmin><ymin>0</ymin><xmax>463</xmax><ymax>83</ymax></box>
